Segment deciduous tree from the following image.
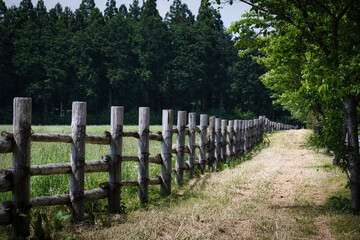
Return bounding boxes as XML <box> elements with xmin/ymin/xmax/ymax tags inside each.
<box><xmin>219</xmin><ymin>0</ymin><xmax>360</xmax><ymax>211</ymax></box>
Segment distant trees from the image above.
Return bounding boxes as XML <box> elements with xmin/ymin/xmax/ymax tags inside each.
<box><xmin>0</xmin><ymin>0</ymin><xmax>291</xmax><ymax>124</ymax></box>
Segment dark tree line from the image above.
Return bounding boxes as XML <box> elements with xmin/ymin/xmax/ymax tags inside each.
<box><xmin>0</xmin><ymin>0</ymin><xmax>291</xmax><ymax>124</ymax></box>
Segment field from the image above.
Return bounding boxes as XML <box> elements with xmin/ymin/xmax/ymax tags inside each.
<box><xmin>0</xmin><ymin>124</ymin><xmax>187</xmax><ymax>235</ymax></box>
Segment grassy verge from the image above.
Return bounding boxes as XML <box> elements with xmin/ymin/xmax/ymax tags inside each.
<box><xmin>49</xmin><ymin>129</ymin><xmax>359</xmax><ymax>240</ymax></box>
<box><xmin>2</xmin><ymin>128</ymin><xmax>359</xmax><ymax>239</ymax></box>
<box><xmin>0</xmin><ymin>125</ymin><xmax>167</xmax><ymax>206</ymax></box>
<box><xmin>0</xmin><ymin>125</ymin><xmax>166</xmax><ymax>238</ymax></box>
<box><xmin>0</xmin><ymin>124</ymin><xmax>251</xmax><ymax>239</ymax></box>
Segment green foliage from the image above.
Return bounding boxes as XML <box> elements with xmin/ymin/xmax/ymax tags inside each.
<box><xmin>328</xmin><ymin>195</ymin><xmax>351</xmax><ymax>213</ymax></box>
<box><xmin>29</xmin><ymin>209</ymin><xmax>71</xmax><ymax>239</ymax></box>
<box><xmin>226</xmin><ymin>0</ymin><xmax>360</xmax><ymax>178</ymax></box>
<box><xmin>32</xmin><ymin>212</ymin><xmax>52</xmax><ymax>240</ymax></box>
<box><xmin>54</xmin><ymin>210</ymin><xmax>71</xmax><ymax>231</ymax></box>
<box><xmin>0</xmin><ymin>0</ymin><xmax>292</xmax><ymax>125</ymax></box>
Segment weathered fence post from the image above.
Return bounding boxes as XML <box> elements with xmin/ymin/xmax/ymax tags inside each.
<box><xmin>239</xmin><ymin>120</ymin><xmax>243</xmax><ymax>156</ymax></box>
<box><xmin>199</xmin><ymin>114</ymin><xmax>208</xmax><ymax>172</ymax></box>
<box><xmin>253</xmin><ymin>120</ymin><xmax>257</xmax><ymax>146</ymax></box>
<box><xmin>161</xmin><ymin>109</ymin><xmax>173</xmax><ymax>196</ymax></box>
<box><xmin>215</xmin><ymin>118</ymin><xmax>221</xmax><ymax>169</ymax></box>
<box><xmin>259</xmin><ymin>116</ymin><xmax>265</xmax><ymax>142</ymax></box>
<box><xmin>255</xmin><ymin>119</ymin><xmax>259</xmax><ymax>143</ymax></box>
<box><xmin>109</xmin><ymin>106</ymin><xmax>123</xmax><ymax>213</ymax></box>
<box><xmin>12</xmin><ymin>97</ymin><xmax>31</xmax><ymax>238</ymax></box>
<box><xmin>228</xmin><ymin>120</ymin><xmax>234</xmax><ymax>159</ymax></box>
<box><xmin>269</xmin><ymin>121</ymin><xmax>272</xmax><ymax>132</ymax></box>
<box><xmin>70</xmin><ymin>101</ymin><xmax>86</xmax><ymax>222</ymax></box>
<box><xmin>244</xmin><ymin>120</ymin><xmax>250</xmax><ymax>154</ymax></box>
<box><xmin>264</xmin><ymin>118</ymin><xmax>268</xmax><ymax>133</ymax></box>
<box><xmin>250</xmin><ymin>120</ymin><xmax>254</xmax><ymax>150</ymax></box>
<box><xmin>138</xmin><ymin>107</ymin><xmax>150</xmax><ymax>203</ymax></box>
<box><xmin>253</xmin><ymin>119</ymin><xmax>256</xmax><ymax>145</ymax></box>
<box><xmin>256</xmin><ymin>119</ymin><xmax>259</xmax><ymax>139</ymax></box>
<box><xmin>208</xmin><ymin>116</ymin><xmax>215</xmax><ymax>170</ymax></box>
<box><xmin>221</xmin><ymin>120</ymin><xmax>227</xmax><ymax>163</ymax></box>
<box><xmin>247</xmin><ymin>120</ymin><xmax>250</xmax><ymax>151</ymax></box>
<box><xmin>239</xmin><ymin>120</ymin><xmax>244</xmax><ymax>156</ymax></box>
<box><xmin>175</xmin><ymin>111</ymin><xmax>186</xmax><ymax>185</ymax></box>
<box><xmin>234</xmin><ymin>120</ymin><xmax>240</xmax><ymax>158</ymax></box>
<box><xmin>188</xmin><ymin>112</ymin><xmax>196</xmax><ymax>178</ymax></box>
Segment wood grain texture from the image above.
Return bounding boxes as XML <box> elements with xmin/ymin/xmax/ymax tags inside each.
<box><xmin>12</xmin><ymin>97</ymin><xmax>31</xmax><ymax>238</ymax></box>
<box><xmin>138</xmin><ymin>107</ymin><xmax>150</xmax><ymax>203</ymax></box>
<box><xmin>199</xmin><ymin>114</ymin><xmax>208</xmax><ymax>172</ymax></box>
<box><xmin>175</xmin><ymin>111</ymin><xmax>186</xmax><ymax>185</ymax></box>
<box><xmin>161</xmin><ymin>109</ymin><xmax>173</xmax><ymax>196</ymax></box>
<box><xmin>70</xmin><ymin>102</ymin><xmax>86</xmax><ymax>222</ymax></box>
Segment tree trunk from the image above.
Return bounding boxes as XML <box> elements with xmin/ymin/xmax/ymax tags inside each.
<box><xmin>344</xmin><ymin>95</ymin><xmax>360</xmax><ymax>212</ymax></box>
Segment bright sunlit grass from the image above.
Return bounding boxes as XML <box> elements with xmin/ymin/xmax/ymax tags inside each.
<box><xmin>0</xmin><ymin>125</ymin><xmax>178</xmax><ymax>208</ymax></box>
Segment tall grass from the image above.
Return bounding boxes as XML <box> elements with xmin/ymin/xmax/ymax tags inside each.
<box><xmin>0</xmin><ymin>124</ymin><xmax>221</xmax><ymax>239</ymax></box>
<box><xmin>0</xmin><ymin>125</ymin><xmax>197</xmax><ymax>212</ymax></box>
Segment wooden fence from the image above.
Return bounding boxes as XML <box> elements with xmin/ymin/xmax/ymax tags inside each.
<box><xmin>0</xmin><ymin>97</ymin><xmax>297</xmax><ymax>238</ymax></box>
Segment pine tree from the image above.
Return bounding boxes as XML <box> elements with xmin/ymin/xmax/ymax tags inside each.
<box><xmin>132</xmin><ymin>0</ymin><xmax>170</xmax><ymax>110</ymax></box>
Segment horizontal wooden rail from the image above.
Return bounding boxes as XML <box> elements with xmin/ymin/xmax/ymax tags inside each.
<box><xmin>0</xmin><ymin>155</ymin><xmax>163</xmax><ymax>182</ymax></box>
<box><xmin>0</xmin><ymin>209</ymin><xmax>11</xmax><ymax>225</ymax></box>
<box><xmin>30</xmin><ymin>188</ymin><xmax>109</xmax><ymax>207</ymax></box>
<box><xmin>121</xmin><ymin>131</ymin><xmax>162</xmax><ymax>141</ymax></box>
<box><xmin>1</xmin><ymin>130</ymin><xmax>163</xmax><ymax>145</ymax></box>
<box><xmin>31</xmin><ymin>193</ymin><xmax>70</xmax><ymax>207</ymax></box>
<box><xmin>171</xmin><ymin>160</ymin><xmax>200</xmax><ymax>173</ymax></box>
<box><xmin>103</xmin><ymin>178</ymin><xmax>161</xmax><ymax>187</ymax></box>
<box><xmin>28</xmin><ymin>177</ymin><xmax>161</xmax><ymax>208</ymax></box>
<box><xmin>0</xmin><ymin>139</ymin><xmax>12</xmax><ymax>153</ymax></box>
<box><xmin>0</xmin><ymin>130</ymin><xmax>226</xmax><ymax>156</ymax></box>
<box><xmin>2</xmin><ymin>131</ymin><xmax>110</xmax><ymax>144</ymax></box>
<box><xmin>0</xmin><ymin>177</ymin><xmax>12</xmax><ymax>193</ymax></box>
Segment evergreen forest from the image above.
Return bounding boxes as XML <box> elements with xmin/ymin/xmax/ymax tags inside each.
<box><xmin>0</xmin><ymin>0</ymin><xmax>292</xmax><ymax>124</ymax></box>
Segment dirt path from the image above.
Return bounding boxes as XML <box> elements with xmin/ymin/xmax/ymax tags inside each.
<box><xmin>64</xmin><ymin>130</ymin><xmax>347</xmax><ymax>239</ymax></box>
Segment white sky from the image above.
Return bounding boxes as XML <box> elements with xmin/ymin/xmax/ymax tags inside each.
<box><xmin>4</xmin><ymin>0</ymin><xmax>251</xmax><ymax>28</ymax></box>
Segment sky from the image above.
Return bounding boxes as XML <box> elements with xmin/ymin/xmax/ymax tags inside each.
<box><xmin>4</xmin><ymin>0</ymin><xmax>251</xmax><ymax>28</ymax></box>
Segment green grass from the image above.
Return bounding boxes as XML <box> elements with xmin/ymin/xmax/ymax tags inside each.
<box><xmin>0</xmin><ymin>125</ymin><xmax>213</xmax><ymax>213</ymax></box>
<box><xmin>4</xmin><ymin>129</ymin><xmax>360</xmax><ymax>239</ymax></box>
<box><xmin>54</xmin><ymin>129</ymin><xmax>351</xmax><ymax>240</ymax></box>
<box><xmin>0</xmin><ymin>124</ymin><xmax>269</xmax><ymax>239</ymax></box>
<box><xmin>0</xmin><ymin>125</ymin><xmax>170</xmax><ymax>204</ymax></box>
<box><xmin>0</xmin><ymin>124</ymin><xmax>184</xmax><ymax>238</ymax></box>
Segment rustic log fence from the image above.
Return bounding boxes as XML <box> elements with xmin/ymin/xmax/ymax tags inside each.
<box><xmin>0</xmin><ymin>97</ymin><xmax>297</xmax><ymax>238</ymax></box>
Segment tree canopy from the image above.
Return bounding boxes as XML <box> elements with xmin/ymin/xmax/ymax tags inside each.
<box><xmin>0</xmin><ymin>0</ymin><xmax>292</xmax><ymax>125</ymax></box>
<box><xmin>219</xmin><ymin>0</ymin><xmax>360</xmax><ymax>211</ymax></box>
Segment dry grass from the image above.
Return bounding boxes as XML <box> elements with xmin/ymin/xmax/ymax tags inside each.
<box><xmin>3</xmin><ymin>129</ymin><xmax>359</xmax><ymax>239</ymax></box>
